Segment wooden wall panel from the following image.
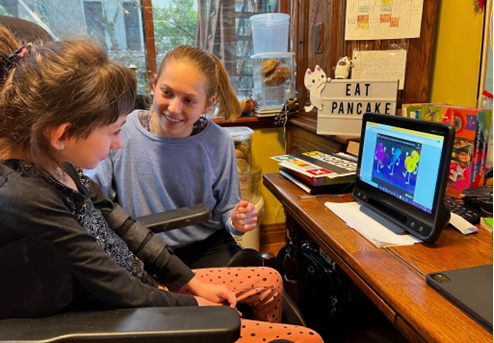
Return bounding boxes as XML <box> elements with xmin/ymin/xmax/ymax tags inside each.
<box><xmin>295</xmin><ymin>0</ymin><xmax>309</xmax><ymax>112</ymax></box>
<box><xmin>295</xmin><ymin>0</ymin><xmax>437</xmax><ymax>112</ymax></box>
<box><xmin>307</xmin><ymin>1</ymin><xmax>331</xmax><ymax>69</ymax></box>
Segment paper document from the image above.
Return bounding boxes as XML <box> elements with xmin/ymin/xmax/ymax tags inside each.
<box><xmin>325</xmin><ymin>201</ymin><xmax>421</xmax><ymax>248</ymax></box>
<box><xmin>449</xmin><ymin>213</ymin><xmax>478</xmax><ymax>235</ymax></box>
<box><xmin>352</xmin><ymin>50</ymin><xmax>407</xmax><ymax>90</ymax></box>
<box><xmin>345</xmin><ymin>0</ymin><xmax>424</xmax><ymax>40</ymax></box>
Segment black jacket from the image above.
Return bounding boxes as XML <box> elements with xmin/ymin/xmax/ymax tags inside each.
<box><xmin>0</xmin><ymin>160</ymin><xmax>197</xmax><ymax>320</ymax></box>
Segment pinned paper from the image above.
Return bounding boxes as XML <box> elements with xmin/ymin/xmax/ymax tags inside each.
<box><xmin>352</xmin><ymin>50</ymin><xmax>407</xmax><ymax>90</ymax></box>
<box><xmin>345</xmin><ymin>0</ymin><xmax>424</xmax><ymax>40</ymax></box>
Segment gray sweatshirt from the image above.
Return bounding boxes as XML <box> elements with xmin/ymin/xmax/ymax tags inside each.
<box><xmin>84</xmin><ymin>110</ymin><xmax>242</xmax><ymax>248</ymax></box>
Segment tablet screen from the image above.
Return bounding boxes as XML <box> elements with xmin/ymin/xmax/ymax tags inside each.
<box><xmin>359</xmin><ymin>122</ymin><xmax>445</xmax><ymax>214</ymax></box>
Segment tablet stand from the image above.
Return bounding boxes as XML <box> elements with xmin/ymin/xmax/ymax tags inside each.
<box><xmin>359</xmin><ymin>204</ymin><xmax>407</xmax><ymax>235</ymax></box>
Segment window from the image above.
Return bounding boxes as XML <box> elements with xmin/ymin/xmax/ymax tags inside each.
<box><xmin>83</xmin><ymin>1</ymin><xmax>107</xmax><ymax>50</ymax></box>
<box><xmin>4</xmin><ymin>0</ymin><xmax>148</xmax><ymax>94</ymax></box>
<box><xmin>1</xmin><ymin>0</ymin><xmax>284</xmax><ymax>98</ymax></box>
<box><xmin>0</xmin><ymin>0</ymin><xmax>19</xmax><ymax>17</ymax></box>
<box><xmin>123</xmin><ymin>2</ymin><xmax>141</xmax><ymax>50</ymax></box>
<box><xmin>153</xmin><ymin>0</ymin><xmax>281</xmax><ymax>96</ymax></box>
<box><xmin>153</xmin><ymin>0</ymin><xmax>197</xmax><ymax>60</ymax></box>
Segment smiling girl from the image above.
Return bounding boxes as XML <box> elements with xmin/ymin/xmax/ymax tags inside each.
<box><xmin>86</xmin><ymin>45</ymin><xmax>258</xmax><ymax>269</ymax></box>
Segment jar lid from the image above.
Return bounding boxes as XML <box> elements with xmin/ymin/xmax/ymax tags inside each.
<box><xmin>251</xmin><ymin>52</ymin><xmax>295</xmax><ymax>59</ymax></box>
<box><xmin>249</xmin><ymin>13</ymin><xmax>289</xmax><ymax>23</ymax></box>
<box><xmin>223</xmin><ymin>127</ymin><xmax>254</xmax><ymax>136</ymax></box>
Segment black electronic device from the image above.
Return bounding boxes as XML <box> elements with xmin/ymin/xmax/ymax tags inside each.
<box><xmin>426</xmin><ymin>265</ymin><xmax>493</xmax><ymax>332</ymax></box>
<box><xmin>461</xmin><ymin>185</ymin><xmax>493</xmax><ymax>215</ymax></box>
<box><xmin>353</xmin><ymin>113</ymin><xmax>455</xmax><ymax>242</ymax></box>
<box><xmin>444</xmin><ymin>195</ymin><xmax>481</xmax><ymax>224</ymax></box>
<box><xmin>137</xmin><ymin>203</ymin><xmax>211</xmax><ymax>233</ymax></box>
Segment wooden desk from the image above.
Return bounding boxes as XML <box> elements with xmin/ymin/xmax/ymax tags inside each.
<box><xmin>263</xmin><ymin>173</ymin><xmax>493</xmax><ymax>343</ymax></box>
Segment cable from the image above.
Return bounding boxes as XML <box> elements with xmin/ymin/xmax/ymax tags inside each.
<box><xmin>338</xmin><ymin>180</ymin><xmax>356</xmax><ymax>194</ymax></box>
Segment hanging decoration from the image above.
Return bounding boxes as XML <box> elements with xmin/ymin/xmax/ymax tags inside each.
<box><xmin>474</xmin><ymin>0</ymin><xmax>485</xmax><ymax>11</ymax></box>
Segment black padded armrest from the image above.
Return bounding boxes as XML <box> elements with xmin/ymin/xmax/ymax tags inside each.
<box><xmin>137</xmin><ymin>203</ymin><xmax>212</xmax><ymax>233</ymax></box>
<box><xmin>0</xmin><ymin>306</ymin><xmax>240</xmax><ymax>343</ymax></box>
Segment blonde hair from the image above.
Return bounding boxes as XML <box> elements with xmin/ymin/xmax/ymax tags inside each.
<box><xmin>156</xmin><ymin>45</ymin><xmax>240</xmax><ymax>122</ymax></box>
<box><xmin>0</xmin><ymin>25</ymin><xmax>137</xmax><ymax>169</ymax></box>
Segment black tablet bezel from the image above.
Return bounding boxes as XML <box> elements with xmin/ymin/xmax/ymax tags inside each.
<box><xmin>353</xmin><ymin>113</ymin><xmax>455</xmax><ymax>242</ymax></box>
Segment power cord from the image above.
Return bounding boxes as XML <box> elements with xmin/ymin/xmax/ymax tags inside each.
<box><xmin>338</xmin><ymin>180</ymin><xmax>356</xmax><ymax>194</ymax></box>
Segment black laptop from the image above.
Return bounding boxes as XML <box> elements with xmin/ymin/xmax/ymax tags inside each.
<box><xmin>426</xmin><ymin>264</ymin><xmax>493</xmax><ymax>332</ymax></box>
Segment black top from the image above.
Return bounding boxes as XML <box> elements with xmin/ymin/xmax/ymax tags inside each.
<box><xmin>0</xmin><ymin>160</ymin><xmax>197</xmax><ymax>320</ymax></box>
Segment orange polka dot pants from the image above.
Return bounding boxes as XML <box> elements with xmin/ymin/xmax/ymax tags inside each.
<box><xmin>183</xmin><ymin>267</ymin><xmax>323</xmax><ymax>343</ymax></box>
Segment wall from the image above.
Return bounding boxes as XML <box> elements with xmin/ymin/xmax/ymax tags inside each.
<box><xmin>251</xmin><ymin>128</ymin><xmax>286</xmax><ymax>225</ymax></box>
<box><xmin>429</xmin><ymin>0</ymin><xmax>485</xmax><ymax>107</ymax></box>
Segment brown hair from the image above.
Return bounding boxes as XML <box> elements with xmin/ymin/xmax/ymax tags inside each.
<box><xmin>156</xmin><ymin>45</ymin><xmax>240</xmax><ymax>122</ymax></box>
<box><xmin>0</xmin><ymin>25</ymin><xmax>136</xmax><ymax>169</ymax></box>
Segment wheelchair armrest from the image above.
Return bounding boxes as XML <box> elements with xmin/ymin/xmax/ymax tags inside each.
<box><xmin>137</xmin><ymin>203</ymin><xmax>211</xmax><ymax>233</ymax></box>
<box><xmin>0</xmin><ymin>306</ymin><xmax>240</xmax><ymax>343</ymax></box>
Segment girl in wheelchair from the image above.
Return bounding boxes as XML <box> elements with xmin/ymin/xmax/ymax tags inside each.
<box><xmin>0</xmin><ymin>26</ymin><xmax>322</xmax><ymax>343</ymax></box>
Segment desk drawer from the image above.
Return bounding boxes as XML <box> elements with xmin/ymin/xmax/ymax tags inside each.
<box><xmin>396</xmin><ymin>315</ymin><xmax>427</xmax><ymax>343</ymax></box>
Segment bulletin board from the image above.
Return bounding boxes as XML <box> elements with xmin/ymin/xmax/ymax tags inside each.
<box><xmin>291</xmin><ymin>0</ymin><xmax>437</xmax><ymax>113</ymax></box>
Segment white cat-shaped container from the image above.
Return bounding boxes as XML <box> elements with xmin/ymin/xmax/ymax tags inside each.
<box><xmin>334</xmin><ymin>56</ymin><xmax>353</xmax><ymax>79</ymax></box>
<box><xmin>304</xmin><ymin>65</ymin><xmax>331</xmax><ymax>112</ymax></box>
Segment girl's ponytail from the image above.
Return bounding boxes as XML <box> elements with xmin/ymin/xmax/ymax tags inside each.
<box><xmin>208</xmin><ymin>53</ymin><xmax>240</xmax><ymax>122</ymax></box>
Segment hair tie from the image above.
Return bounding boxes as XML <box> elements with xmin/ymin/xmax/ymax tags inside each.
<box><xmin>8</xmin><ymin>43</ymin><xmax>32</xmax><ymax>65</ymax></box>
<box><xmin>0</xmin><ymin>43</ymin><xmax>32</xmax><ymax>79</ymax></box>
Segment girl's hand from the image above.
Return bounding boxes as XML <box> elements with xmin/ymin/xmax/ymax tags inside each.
<box><xmin>186</xmin><ymin>277</ymin><xmax>237</xmax><ymax>309</ymax></box>
<box><xmin>194</xmin><ymin>296</ymin><xmax>222</xmax><ymax>307</ymax></box>
<box><xmin>231</xmin><ymin>200</ymin><xmax>257</xmax><ymax>233</ymax></box>
<box><xmin>194</xmin><ymin>296</ymin><xmax>243</xmax><ymax>317</ymax></box>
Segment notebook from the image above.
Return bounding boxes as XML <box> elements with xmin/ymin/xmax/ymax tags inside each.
<box><xmin>426</xmin><ymin>264</ymin><xmax>493</xmax><ymax>332</ymax></box>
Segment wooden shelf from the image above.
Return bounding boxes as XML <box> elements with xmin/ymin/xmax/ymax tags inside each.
<box><xmin>212</xmin><ymin>115</ymin><xmax>279</xmax><ymax>129</ymax></box>
<box><xmin>286</xmin><ymin>113</ymin><xmax>360</xmax><ymax>154</ymax></box>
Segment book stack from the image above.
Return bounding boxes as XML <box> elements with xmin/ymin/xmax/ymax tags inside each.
<box><xmin>271</xmin><ymin>151</ymin><xmax>357</xmax><ymax>194</ymax></box>
<box><xmin>254</xmin><ymin>106</ymin><xmax>282</xmax><ymax>117</ymax></box>
<box><xmin>254</xmin><ymin>99</ymin><xmax>299</xmax><ymax>118</ymax></box>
